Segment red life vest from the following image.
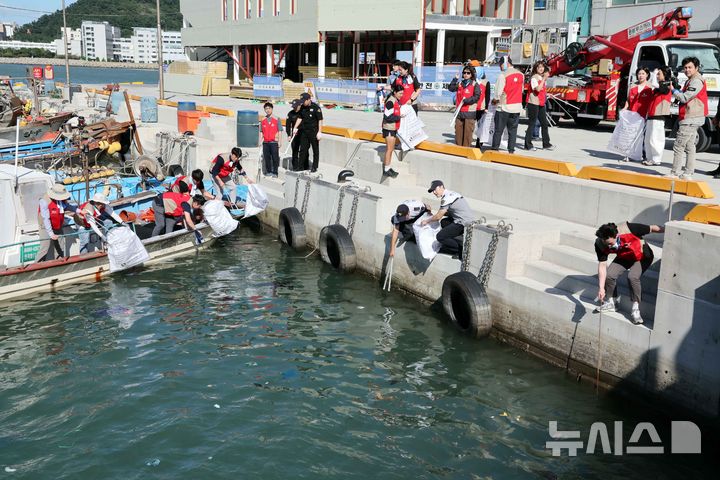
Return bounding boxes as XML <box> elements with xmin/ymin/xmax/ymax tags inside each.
<box><xmin>214</xmin><ymin>155</ymin><xmax>235</xmax><ymax>178</ymax></box>
<box><xmin>526</xmin><ymin>75</ymin><xmax>547</xmax><ymax>107</ymax></box>
<box><xmin>382</xmin><ymin>96</ymin><xmax>401</xmax><ymax>131</ymax></box>
<box><xmin>40</xmin><ymin>199</ymin><xmax>65</xmax><ymax>230</ymax></box>
<box><xmin>77</xmin><ymin>201</ymin><xmax>99</xmax><ymax>228</ymax></box>
<box><xmin>503</xmin><ymin>71</ymin><xmax>524</xmax><ymax>106</ymax></box>
<box><xmin>261</xmin><ymin>116</ymin><xmax>280</xmax><ymax>142</ymax></box>
<box><xmin>647</xmin><ymin>89</ymin><xmax>672</xmax><ymax>117</ymax></box>
<box><xmin>679</xmin><ymin>77</ymin><xmax>709</xmax><ymax>120</ymax></box>
<box><xmin>171</xmin><ymin>175</ymin><xmax>191</xmax><ymax>193</ymax></box>
<box><xmin>455</xmin><ymin>80</ymin><xmax>478</xmax><ymax>112</ymax></box>
<box><xmin>395</xmin><ymin>76</ymin><xmax>415</xmax><ymax>105</ymax></box>
<box><xmin>162</xmin><ymin>192</ymin><xmax>190</xmax><ymax>217</ymax></box>
<box><xmin>611</xmin><ymin>233</ymin><xmax>644</xmax><ymax>262</ymax></box>
<box><xmin>627</xmin><ymin>85</ymin><xmax>654</xmax><ymax>118</ymax></box>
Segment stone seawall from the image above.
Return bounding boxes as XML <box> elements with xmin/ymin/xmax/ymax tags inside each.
<box><xmin>0</xmin><ymin>57</ymin><xmax>157</xmax><ymax>70</ymax></box>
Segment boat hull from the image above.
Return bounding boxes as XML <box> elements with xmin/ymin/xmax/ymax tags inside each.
<box><xmin>0</xmin><ymin>224</ymin><xmax>215</xmax><ymax>302</ymax></box>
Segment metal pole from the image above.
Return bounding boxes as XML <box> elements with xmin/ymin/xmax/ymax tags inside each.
<box><xmin>668</xmin><ymin>179</ymin><xmax>675</xmax><ymax>222</ymax></box>
<box><xmin>61</xmin><ymin>0</ymin><xmax>71</xmax><ymax>94</ymax></box>
<box><xmin>156</xmin><ymin>0</ymin><xmax>165</xmax><ymax>100</ymax></box>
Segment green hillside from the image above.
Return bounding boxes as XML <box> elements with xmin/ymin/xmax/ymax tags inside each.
<box><xmin>13</xmin><ymin>0</ymin><xmax>181</xmax><ymax>42</ymax></box>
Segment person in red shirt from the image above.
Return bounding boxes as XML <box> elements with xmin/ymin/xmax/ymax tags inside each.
<box><xmin>395</xmin><ymin>61</ymin><xmax>421</xmax><ymax>114</ymax></box>
<box><xmin>259</xmin><ymin>102</ymin><xmax>281</xmax><ymax>177</ymax></box>
<box><xmin>595</xmin><ymin>221</ymin><xmax>664</xmax><ymax>324</ymax></box>
<box><xmin>448</xmin><ymin>66</ymin><xmax>482</xmax><ymax>147</ymax></box>
<box><xmin>624</xmin><ymin>67</ymin><xmax>654</xmax><ymax>118</ymax></box>
<box><xmin>491</xmin><ymin>56</ymin><xmax>524</xmax><ymax>154</ymax></box>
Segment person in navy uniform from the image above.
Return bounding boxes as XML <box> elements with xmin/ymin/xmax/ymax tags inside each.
<box><xmin>293</xmin><ymin>92</ymin><xmax>324</xmax><ymax>172</ymax></box>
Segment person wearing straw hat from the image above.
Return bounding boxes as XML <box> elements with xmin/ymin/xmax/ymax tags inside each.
<box><xmin>76</xmin><ymin>192</ymin><xmax>123</xmax><ymax>253</ymax></box>
<box><xmin>36</xmin><ymin>183</ymin><xmax>78</xmax><ymax>262</ymax></box>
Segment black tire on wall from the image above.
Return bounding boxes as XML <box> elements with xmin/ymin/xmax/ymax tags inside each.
<box><xmin>278</xmin><ymin>207</ymin><xmax>306</xmax><ymax>249</ymax></box>
<box><xmin>442</xmin><ymin>272</ymin><xmax>492</xmax><ymax>338</ymax></box>
<box><xmin>319</xmin><ymin>224</ymin><xmax>357</xmax><ymax>273</ymax></box>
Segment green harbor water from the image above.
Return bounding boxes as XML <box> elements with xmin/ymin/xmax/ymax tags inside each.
<box><xmin>1</xmin><ymin>227</ymin><xmax>717</xmax><ymax>479</ymax></box>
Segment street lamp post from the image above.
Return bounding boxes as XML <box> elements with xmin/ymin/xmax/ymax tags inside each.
<box><xmin>156</xmin><ymin>0</ymin><xmax>164</xmax><ymax>100</ymax></box>
<box><xmin>61</xmin><ymin>0</ymin><xmax>71</xmax><ymax>97</ymax></box>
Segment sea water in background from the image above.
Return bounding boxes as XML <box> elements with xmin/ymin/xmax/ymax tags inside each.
<box><xmin>0</xmin><ymin>64</ymin><xmax>159</xmax><ymax>85</ymax></box>
<box><xmin>0</xmin><ymin>227</ymin><xmax>718</xmax><ymax>478</ymax></box>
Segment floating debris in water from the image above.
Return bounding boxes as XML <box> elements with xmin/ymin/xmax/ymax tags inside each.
<box><xmin>145</xmin><ymin>459</ymin><xmax>160</xmax><ymax>467</ymax></box>
<box><xmin>357</xmin><ymin>306</ymin><xmax>365</xmax><ymax>309</ymax></box>
<box><xmin>507</xmin><ymin>369</ymin><xmax>513</xmax><ymax>375</ymax></box>
<box><xmin>214</xmin><ymin>404</ymin><xmax>221</xmax><ymax>409</ymax></box>
<box><xmin>499</xmin><ymin>411</ymin><xmax>509</xmax><ymax>417</ymax></box>
<box><xmin>5</xmin><ymin>467</ymin><xmax>17</xmax><ymax>473</ymax></box>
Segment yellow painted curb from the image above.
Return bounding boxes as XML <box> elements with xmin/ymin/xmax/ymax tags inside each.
<box><xmin>482</xmin><ymin>151</ymin><xmax>578</xmax><ymax>176</ymax></box>
<box><xmin>576</xmin><ymin>166</ymin><xmax>715</xmax><ymax>198</ymax></box>
<box><xmin>415</xmin><ymin>141</ymin><xmax>475</xmax><ymax>159</ymax></box>
<box><xmin>322</xmin><ymin>125</ymin><xmax>356</xmax><ymax>138</ymax></box>
<box><xmin>354</xmin><ymin>131</ymin><xmax>385</xmax><ymax>143</ymax></box>
<box><xmin>684</xmin><ymin>204</ymin><xmax>720</xmax><ymax>225</ymax></box>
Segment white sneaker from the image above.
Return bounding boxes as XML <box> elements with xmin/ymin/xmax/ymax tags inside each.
<box><xmin>631</xmin><ymin>304</ymin><xmax>644</xmax><ymax>324</ymax></box>
<box><xmin>597</xmin><ymin>299</ymin><xmax>616</xmax><ymax>313</ymax></box>
<box><xmin>680</xmin><ymin>173</ymin><xmax>693</xmax><ymax>180</ymax></box>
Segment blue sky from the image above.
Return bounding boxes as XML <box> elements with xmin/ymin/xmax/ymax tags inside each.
<box><xmin>0</xmin><ymin>0</ymin><xmax>79</xmax><ymax>25</ymax></box>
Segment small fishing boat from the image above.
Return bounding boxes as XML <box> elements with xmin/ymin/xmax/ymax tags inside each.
<box><xmin>0</xmin><ymin>165</ymin><xmax>227</xmax><ymax>302</ymax></box>
<box><xmin>0</xmin><ymin>112</ymin><xmax>75</xmax><ymax>145</ymax></box>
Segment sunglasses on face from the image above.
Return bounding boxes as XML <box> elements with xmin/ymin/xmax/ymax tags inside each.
<box><xmin>463</xmin><ymin>71</ymin><xmax>471</xmax><ymax>75</ymax></box>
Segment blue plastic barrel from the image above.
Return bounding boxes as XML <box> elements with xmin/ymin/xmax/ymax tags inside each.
<box><xmin>109</xmin><ymin>91</ymin><xmax>124</xmax><ymax>114</ymax></box>
<box><xmin>141</xmin><ymin>96</ymin><xmax>158</xmax><ymax>123</ymax></box>
<box><xmin>236</xmin><ymin>110</ymin><xmax>259</xmax><ymax>148</ymax></box>
<box><xmin>178</xmin><ymin>101</ymin><xmax>196</xmax><ymax>111</ymax></box>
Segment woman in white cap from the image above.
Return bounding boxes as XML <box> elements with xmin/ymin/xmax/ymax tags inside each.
<box><xmin>36</xmin><ymin>183</ymin><xmax>78</xmax><ymax>262</ymax></box>
<box><xmin>76</xmin><ymin>192</ymin><xmax>123</xmax><ymax>253</ymax></box>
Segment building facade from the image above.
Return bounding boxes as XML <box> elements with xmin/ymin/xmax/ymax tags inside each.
<box><xmin>0</xmin><ymin>39</ymin><xmax>56</xmax><ymax>53</ymax></box>
<box><xmin>81</xmin><ymin>21</ymin><xmax>119</xmax><ymax>61</ymax></box>
<box><xmin>130</xmin><ymin>28</ymin><xmax>186</xmax><ymax>64</ymax></box>
<box><xmin>53</xmin><ymin>28</ymin><xmax>82</xmax><ymax>58</ymax></box>
<box><xmin>0</xmin><ymin>22</ymin><xmax>17</xmax><ymax>40</ymax></box>
<box><xmin>180</xmin><ymin>0</ymin><xmax>533</xmax><ymax>83</ymax></box>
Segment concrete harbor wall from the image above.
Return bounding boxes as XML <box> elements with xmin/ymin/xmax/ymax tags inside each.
<box><xmin>100</xmin><ymin>95</ymin><xmax>720</xmax><ymax>418</ymax></box>
<box><xmin>0</xmin><ymin>57</ymin><xmax>158</xmax><ymax>69</ymax></box>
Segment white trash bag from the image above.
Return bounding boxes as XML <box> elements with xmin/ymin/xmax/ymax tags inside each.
<box><xmin>244</xmin><ymin>184</ymin><xmax>269</xmax><ymax>218</ymax></box>
<box><xmin>107</xmin><ymin>226</ymin><xmax>150</xmax><ymax>273</ymax></box>
<box><xmin>412</xmin><ymin>213</ymin><xmax>442</xmax><ymax>260</ymax></box>
<box><xmin>608</xmin><ymin>109</ymin><xmax>645</xmax><ymax>160</ymax></box>
<box><xmin>203</xmin><ymin>199</ymin><xmax>239</xmax><ymax>237</ymax></box>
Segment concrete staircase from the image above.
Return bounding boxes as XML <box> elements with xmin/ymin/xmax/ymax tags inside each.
<box><xmin>511</xmin><ymin>230</ymin><xmax>663</xmax><ymax>327</ymax></box>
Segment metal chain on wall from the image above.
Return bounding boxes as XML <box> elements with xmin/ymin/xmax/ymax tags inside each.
<box><xmin>347</xmin><ymin>186</ymin><xmax>369</xmax><ymax>237</ymax></box>
<box><xmin>476</xmin><ymin>221</ymin><xmax>513</xmax><ymax>289</ymax></box>
<box><xmin>300</xmin><ymin>176</ymin><xmax>312</xmax><ymax>218</ymax></box>
<box><xmin>335</xmin><ymin>187</ymin><xmax>347</xmax><ymax>225</ymax></box>
<box><xmin>460</xmin><ymin>218</ymin><xmax>487</xmax><ymax>273</ymax></box>
<box><xmin>293</xmin><ymin>175</ymin><xmax>301</xmax><ymax>209</ymax></box>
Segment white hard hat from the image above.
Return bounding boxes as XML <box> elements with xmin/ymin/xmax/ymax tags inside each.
<box><xmin>91</xmin><ymin>192</ymin><xmax>110</xmax><ymax>205</ymax></box>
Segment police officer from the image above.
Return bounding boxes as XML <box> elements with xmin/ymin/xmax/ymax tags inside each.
<box><xmin>286</xmin><ymin>99</ymin><xmax>303</xmax><ymax>171</ymax></box>
<box><xmin>293</xmin><ymin>92</ymin><xmax>324</xmax><ymax>172</ymax></box>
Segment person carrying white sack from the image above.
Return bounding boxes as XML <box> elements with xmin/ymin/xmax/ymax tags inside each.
<box><xmin>642</xmin><ymin>67</ymin><xmax>673</xmax><ymax>166</ymax></box>
<box><xmin>388</xmin><ymin>200</ymin><xmax>428</xmax><ymax>258</ymax></box>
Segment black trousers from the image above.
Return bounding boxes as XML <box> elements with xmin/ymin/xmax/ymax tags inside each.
<box><xmin>299</xmin><ymin>129</ymin><xmax>320</xmax><ymax>171</ymax></box>
<box><xmin>492</xmin><ymin>110</ymin><xmax>519</xmax><ymax>153</ymax></box>
<box><xmin>290</xmin><ymin>135</ymin><xmax>301</xmax><ymax>171</ymax></box>
<box><xmin>436</xmin><ymin>218</ymin><xmax>465</xmax><ymax>255</ymax></box>
<box><xmin>525</xmin><ymin>104</ymin><xmax>550</xmax><ymax>149</ymax></box>
<box><xmin>262</xmin><ymin>142</ymin><xmax>280</xmax><ymax>174</ymax></box>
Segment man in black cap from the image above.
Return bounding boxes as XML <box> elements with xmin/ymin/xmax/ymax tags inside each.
<box><xmin>293</xmin><ymin>92</ymin><xmax>324</xmax><ymax>172</ymax></box>
<box><xmin>389</xmin><ymin>200</ymin><xmax>428</xmax><ymax>257</ymax></box>
<box><xmin>421</xmin><ymin>180</ymin><xmax>475</xmax><ymax>258</ymax></box>
<box><xmin>286</xmin><ymin>99</ymin><xmax>303</xmax><ymax>171</ymax></box>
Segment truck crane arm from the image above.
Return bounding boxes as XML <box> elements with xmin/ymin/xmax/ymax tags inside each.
<box><xmin>545</xmin><ymin>6</ymin><xmax>693</xmax><ymax>77</ymax></box>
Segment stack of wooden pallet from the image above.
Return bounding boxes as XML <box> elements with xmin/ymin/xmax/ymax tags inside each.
<box><xmin>297</xmin><ymin>66</ymin><xmax>352</xmax><ymax>80</ymax></box>
<box><xmin>165</xmin><ymin>61</ymin><xmax>230</xmax><ymax>96</ymax></box>
<box><xmin>282</xmin><ymin>80</ymin><xmax>306</xmax><ymax>102</ymax></box>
